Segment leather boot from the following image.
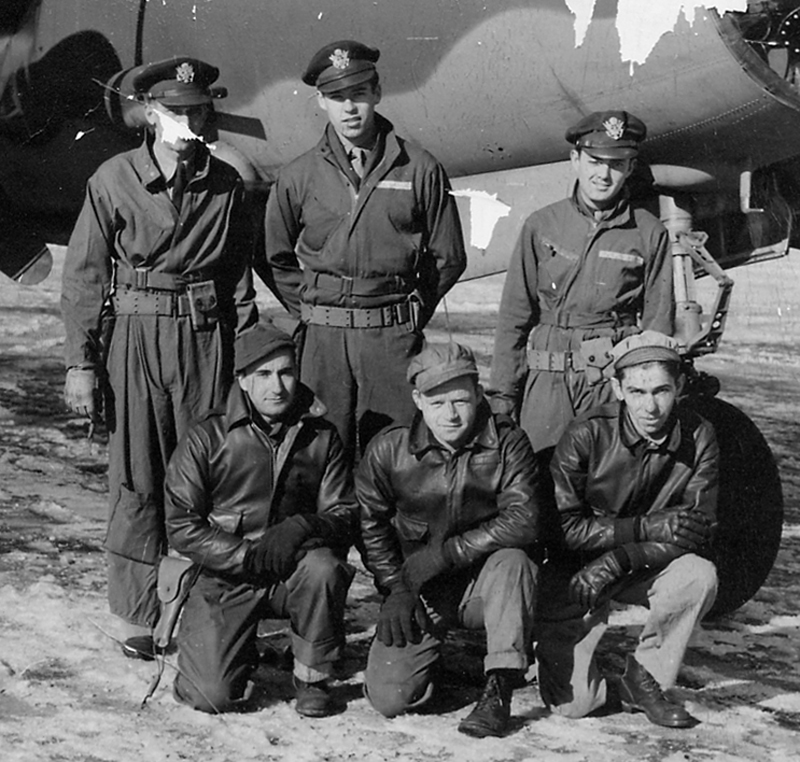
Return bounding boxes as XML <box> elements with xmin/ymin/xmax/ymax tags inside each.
<box><xmin>293</xmin><ymin>677</ymin><xmax>334</xmax><ymax>718</ymax></box>
<box><xmin>457</xmin><ymin>669</ymin><xmax>517</xmax><ymax>738</ymax></box>
<box><xmin>619</xmin><ymin>655</ymin><xmax>697</xmax><ymax>728</ymax></box>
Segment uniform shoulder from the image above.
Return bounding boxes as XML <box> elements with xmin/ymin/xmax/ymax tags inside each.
<box><xmin>631</xmin><ymin>204</ymin><xmax>668</xmax><ymax>235</ymax></box>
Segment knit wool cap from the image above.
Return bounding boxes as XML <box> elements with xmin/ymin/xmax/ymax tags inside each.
<box><xmin>234</xmin><ymin>322</ymin><xmax>295</xmax><ymax>374</ymax></box>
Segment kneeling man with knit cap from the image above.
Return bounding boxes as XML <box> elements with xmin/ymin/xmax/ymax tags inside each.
<box><xmin>357</xmin><ymin>341</ymin><xmax>546</xmax><ymax>737</ymax></box>
<box><xmin>164</xmin><ymin>321</ymin><xmax>358</xmax><ymax>716</ymax></box>
<box><xmin>538</xmin><ymin>330</ymin><xmax>719</xmax><ymax>727</ymax></box>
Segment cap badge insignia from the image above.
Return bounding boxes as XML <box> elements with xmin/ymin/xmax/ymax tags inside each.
<box><xmin>329</xmin><ymin>49</ymin><xmax>350</xmax><ymax>70</ymax></box>
<box><xmin>176</xmin><ymin>62</ymin><xmax>195</xmax><ymax>84</ymax></box>
<box><xmin>603</xmin><ymin>116</ymin><xmax>625</xmax><ymax>140</ymax></box>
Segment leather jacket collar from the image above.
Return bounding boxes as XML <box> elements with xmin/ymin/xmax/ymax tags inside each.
<box><xmin>619</xmin><ymin>403</ymin><xmax>682</xmax><ymax>453</ymax></box>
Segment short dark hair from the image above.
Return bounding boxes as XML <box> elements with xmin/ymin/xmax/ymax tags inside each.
<box><xmin>615</xmin><ymin>359</ymin><xmax>682</xmax><ymax>383</ymax></box>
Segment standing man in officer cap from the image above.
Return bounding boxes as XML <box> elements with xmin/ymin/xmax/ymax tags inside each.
<box><xmin>61</xmin><ymin>56</ymin><xmax>258</xmax><ymax>657</ymax></box>
<box><xmin>262</xmin><ymin>40</ymin><xmax>466</xmax><ymax>464</ymax></box>
<box><xmin>490</xmin><ymin>111</ymin><xmax>674</xmax><ymax>465</ymax></box>
<box><xmin>537</xmin><ymin>330</ymin><xmax>718</xmax><ymax>727</ymax></box>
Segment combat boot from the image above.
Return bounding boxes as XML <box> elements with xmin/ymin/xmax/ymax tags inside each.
<box><xmin>619</xmin><ymin>655</ymin><xmax>697</xmax><ymax>728</ymax></box>
<box><xmin>457</xmin><ymin>669</ymin><xmax>517</xmax><ymax>738</ymax></box>
<box><xmin>293</xmin><ymin>677</ymin><xmax>334</xmax><ymax>718</ymax></box>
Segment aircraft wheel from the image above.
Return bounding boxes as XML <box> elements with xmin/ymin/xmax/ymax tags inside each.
<box><xmin>684</xmin><ymin>395</ymin><xmax>783</xmax><ymax>618</ymax></box>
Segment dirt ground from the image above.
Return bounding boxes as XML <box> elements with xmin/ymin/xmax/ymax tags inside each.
<box><xmin>1</xmin><ymin>249</ymin><xmax>799</xmax><ymax>761</ymax></box>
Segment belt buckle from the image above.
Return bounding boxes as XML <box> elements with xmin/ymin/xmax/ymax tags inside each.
<box><xmin>134</xmin><ymin>269</ymin><xmax>149</xmax><ymax>290</ymax></box>
<box><xmin>340</xmin><ymin>276</ymin><xmax>354</xmax><ymax>297</ymax></box>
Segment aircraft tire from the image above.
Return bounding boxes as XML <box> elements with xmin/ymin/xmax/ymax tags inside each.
<box><xmin>684</xmin><ymin>395</ymin><xmax>784</xmax><ymax>618</ymax></box>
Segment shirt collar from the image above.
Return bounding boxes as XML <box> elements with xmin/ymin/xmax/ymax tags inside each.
<box><xmin>570</xmin><ymin>182</ymin><xmax>631</xmax><ymax>225</ymax></box>
<box><xmin>134</xmin><ymin>134</ymin><xmax>210</xmax><ymax>192</ymax></box>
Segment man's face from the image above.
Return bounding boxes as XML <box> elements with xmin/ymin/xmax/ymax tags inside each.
<box><xmin>237</xmin><ymin>348</ymin><xmax>297</xmax><ymax>424</ymax></box>
<box><xmin>316</xmin><ymin>81</ymin><xmax>381</xmax><ymax>146</ymax></box>
<box><xmin>412</xmin><ymin>376</ymin><xmax>482</xmax><ymax>451</ymax></box>
<box><xmin>612</xmin><ymin>362</ymin><xmax>683</xmax><ymax>441</ymax></box>
<box><xmin>145</xmin><ymin>101</ymin><xmax>209</xmax><ymax>156</ymax></box>
<box><xmin>570</xmin><ymin>149</ymin><xmax>633</xmax><ymax>210</ymax></box>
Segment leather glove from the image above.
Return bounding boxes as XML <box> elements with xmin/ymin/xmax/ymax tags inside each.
<box><xmin>639</xmin><ymin>510</ymin><xmax>714</xmax><ymax>551</ymax></box>
<box><xmin>376</xmin><ymin>588</ymin><xmax>430</xmax><ymax>648</ymax></box>
<box><xmin>486</xmin><ymin>392</ymin><xmax>518</xmax><ymax>423</ymax></box>
<box><xmin>64</xmin><ymin>367</ymin><xmax>97</xmax><ymax>418</ymax></box>
<box><xmin>569</xmin><ymin>550</ymin><xmax>627</xmax><ymax>610</ymax></box>
<box><xmin>243</xmin><ymin>515</ymin><xmax>314</xmax><ymax>583</ymax></box>
<box><xmin>401</xmin><ymin>540</ymin><xmax>454</xmax><ymax>593</ymax></box>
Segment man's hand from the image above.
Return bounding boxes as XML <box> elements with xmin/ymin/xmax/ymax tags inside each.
<box><xmin>639</xmin><ymin>510</ymin><xmax>714</xmax><ymax>551</ymax></box>
<box><xmin>64</xmin><ymin>367</ymin><xmax>97</xmax><ymax>419</ymax></box>
<box><xmin>401</xmin><ymin>542</ymin><xmax>453</xmax><ymax>593</ymax></box>
<box><xmin>243</xmin><ymin>515</ymin><xmax>314</xmax><ymax>583</ymax></box>
<box><xmin>486</xmin><ymin>392</ymin><xmax>518</xmax><ymax>423</ymax></box>
<box><xmin>376</xmin><ymin>589</ymin><xmax>430</xmax><ymax>648</ymax></box>
<box><xmin>569</xmin><ymin>551</ymin><xmax>626</xmax><ymax>610</ymax></box>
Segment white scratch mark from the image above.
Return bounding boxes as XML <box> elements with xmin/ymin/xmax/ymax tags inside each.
<box><xmin>451</xmin><ymin>189</ymin><xmax>511</xmax><ymax>250</ymax></box>
<box><xmin>152</xmin><ymin>110</ymin><xmax>205</xmax><ymax>146</ymax></box>
<box><xmin>568</xmin><ymin>1</ymin><xmax>748</xmax><ymax>68</ymax></box>
<box><xmin>564</xmin><ymin>0</ymin><xmax>596</xmax><ymax>47</ymax></box>
<box><xmin>617</xmin><ymin>1</ymin><xmax>748</xmax><ymax>68</ymax></box>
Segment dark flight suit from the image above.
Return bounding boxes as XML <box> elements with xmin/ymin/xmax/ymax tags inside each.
<box><xmin>490</xmin><ymin>189</ymin><xmax>674</xmax><ymax>454</ymax></box>
<box><xmin>61</xmin><ymin>136</ymin><xmax>257</xmax><ymax>628</ymax></box>
<box><xmin>263</xmin><ymin>115</ymin><xmax>466</xmax><ymax>461</ymax></box>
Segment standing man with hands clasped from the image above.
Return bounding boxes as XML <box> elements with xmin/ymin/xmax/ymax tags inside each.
<box><xmin>263</xmin><ymin>40</ymin><xmax>466</xmax><ymax>463</ymax></box>
<box><xmin>537</xmin><ymin>331</ymin><xmax>718</xmax><ymax>728</ymax></box>
<box><xmin>61</xmin><ymin>57</ymin><xmax>257</xmax><ymax>658</ymax></box>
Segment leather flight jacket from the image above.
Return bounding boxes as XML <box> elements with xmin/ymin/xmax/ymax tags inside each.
<box><xmin>549</xmin><ymin>401</ymin><xmax>719</xmax><ymax>574</ymax></box>
<box><xmin>357</xmin><ymin>401</ymin><xmax>545</xmax><ymax>593</ymax></box>
<box><xmin>165</xmin><ymin>383</ymin><xmax>359</xmax><ymax>576</ymax></box>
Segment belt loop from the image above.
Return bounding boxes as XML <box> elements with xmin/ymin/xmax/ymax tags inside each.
<box><xmin>341</xmin><ymin>276</ymin><xmax>354</xmax><ymax>296</ymax></box>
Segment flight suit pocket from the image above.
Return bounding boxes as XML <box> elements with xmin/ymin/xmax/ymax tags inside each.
<box><xmin>105</xmin><ymin>484</ymin><xmax>165</xmax><ymax>563</ymax></box>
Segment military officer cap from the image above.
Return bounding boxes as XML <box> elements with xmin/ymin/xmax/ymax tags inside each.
<box><xmin>302</xmin><ymin>40</ymin><xmax>380</xmax><ymax>94</ymax></box>
<box><xmin>235</xmin><ymin>322</ymin><xmax>296</xmax><ymax>374</ymax></box>
<box><xmin>407</xmin><ymin>342</ymin><xmax>479</xmax><ymax>394</ymax></box>
<box><xmin>566</xmin><ymin>110</ymin><xmax>646</xmax><ymax>159</ymax></box>
<box><xmin>612</xmin><ymin>330</ymin><xmax>681</xmax><ymax>371</ymax></box>
<box><xmin>132</xmin><ymin>56</ymin><xmax>221</xmax><ymax>107</ymax></box>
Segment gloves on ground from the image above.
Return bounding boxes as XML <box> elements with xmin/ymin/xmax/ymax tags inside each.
<box><xmin>243</xmin><ymin>515</ymin><xmax>315</xmax><ymax>583</ymax></box>
<box><xmin>376</xmin><ymin>589</ymin><xmax>430</xmax><ymax>648</ymax></box>
<box><xmin>569</xmin><ymin>549</ymin><xmax>627</xmax><ymax>610</ymax></box>
<box><xmin>639</xmin><ymin>509</ymin><xmax>715</xmax><ymax>551</ymax></box>
<box><xmin>64</xmin><ymin>367</ymin><xmax>97</xmax><ymax>418</ymax></box>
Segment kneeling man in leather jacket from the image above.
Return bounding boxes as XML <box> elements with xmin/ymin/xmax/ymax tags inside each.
<box><xmin>358</xmin><ymin>341</ymin><xmax>546</xmax><ymax>738</ymax></box>
<box><xmin>538</xmin><ymin>330</ymin><xmax>719</xmax><ymax>728</ymax></box>
<box><xmin>164</xmin><ymin>322</ymin><xmax>358</xmax><ymax>716</ymax></box>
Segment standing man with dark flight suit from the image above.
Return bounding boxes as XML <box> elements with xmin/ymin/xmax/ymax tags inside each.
<box><xmin>490</xmin><ymin>111</ymin><xmax>674</xmax><ymax>465</ymax></box>
<box><xmin>61</xmin><ymin>57</ymin><xmax>257</xmax><ymax>658</ymax></box>
<box><xmin>263</xmin><ymin>40</ymin><xmax>466</xmax><ymax>463</ymax></box>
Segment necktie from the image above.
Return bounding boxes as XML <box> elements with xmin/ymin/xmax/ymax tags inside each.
<box><xmin>171</xmin><ymin>162</ymin><xmax>187</xmax><ymax>209</ymax></box>
<box><xmin>349</xmin><ymin>149</ymin><xmax>366</xmax><ymax>179</ymax></box>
